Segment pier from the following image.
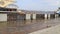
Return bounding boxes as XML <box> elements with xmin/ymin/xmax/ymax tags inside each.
<box><xmin>0</xmin><ymin>10</ymin><xmax>60</xmax><ymax>21</ymax></box>
<box><xmin>0</xmin><ymin>8</ymin><xmax>60</xmax><ymax>34</ymax></box>
<box><xmin>1</xmin><ymin>9</ymin><xmax>60</xmax><ymax>21</ymax></box>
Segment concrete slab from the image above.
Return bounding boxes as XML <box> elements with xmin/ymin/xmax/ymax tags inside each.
<box><xmin>29</xmin><ymin>24</ymin><xmax>60</xmax><ymax>34</ymax></box>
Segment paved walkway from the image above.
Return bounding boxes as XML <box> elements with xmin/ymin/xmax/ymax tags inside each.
<box><xmin>29</xmin><ymin>24</ymin><xmax>60</xmax><ymax>34</ymax></box>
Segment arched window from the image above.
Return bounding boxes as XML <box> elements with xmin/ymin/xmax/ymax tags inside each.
<box><xmin>0</xmin><ymin>7</ymin><xmax>17</xmax><ymax>11</ymax></box>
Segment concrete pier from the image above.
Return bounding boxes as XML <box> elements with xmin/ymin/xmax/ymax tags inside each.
<box><xmin>48</xmin><ymin>14</ymin><xmax>50</xmax><ymax>19</ymax></box>
<box><xmin>32</xmin><ymin>14</ymin><xmax>36</xmax><ymax>20</ymax></box>
<box><xmin>26</xmin><ymin>14</ymin><xmax>31</xmax><ymax>20</ymax></box>
<box><xmin>0</xmin><ymin>14</ymin><xmax>7</xmax><ymax>21</ymax></box>
<box><xmin>44</xmin><ymin>14</ymin><xmax>48</xmax><ymax>19</ymax></box>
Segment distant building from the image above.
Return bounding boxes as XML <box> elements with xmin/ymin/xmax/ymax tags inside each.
<box><xmin>56</xmin><ymin>7</ymin><xmax>60</xmax><ymax>14</ymax></box>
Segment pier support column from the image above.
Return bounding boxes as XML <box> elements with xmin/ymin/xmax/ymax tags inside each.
<box><xmin>26</xmin><ymin>14</ymin><xmax>31</xmax><ymax>20</ymax></box>
<box><xmin>44</xmin><ymin>14</ymin><xmax>48</xmax><ymax>20</ymax></box>
<box><xmin>48</xmin><ymin>14</ymin><xmax>50</xmax><ymax>19</ymax></box>
<box><xmin>32</xmin><ymin>14</ymin><xmax>36</xmax><ymax>20</ymax></box>
<box><xmin>0</xmin><ymin>14</ymin><xmax>7</xmax><ymax>21</ymax></box>
<box><xmin>55</xmin><ymin>14</ymin><xmax>59</xmax><ymax>18</ymax></box>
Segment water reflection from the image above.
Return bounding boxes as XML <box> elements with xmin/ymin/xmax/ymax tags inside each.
<box><xmin>0</xmin><ymin>18</ymin><xmax>60</xmax><ymax>34</ymax></box>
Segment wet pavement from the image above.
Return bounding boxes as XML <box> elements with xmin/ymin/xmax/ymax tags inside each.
<box><xmin>0</xmin><ymin>18</ymin><xmax>60</xmax><ymax>34</ymax></box>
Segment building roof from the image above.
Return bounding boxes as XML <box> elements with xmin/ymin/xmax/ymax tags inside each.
<box><xmin>21</xmin><ymin>10</ymin><xmax>55</xmax><ymax>14</ymax></box>
<box><xmin>0</xmin><ymin>8</ymin><xmax>55</xmax><ymax>14</ymax></box>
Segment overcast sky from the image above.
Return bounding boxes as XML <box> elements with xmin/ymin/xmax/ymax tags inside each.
<box><xmin>16</xmin><ymin>0</ymin><xmax>60</xmax><ymax>11</ymax></box>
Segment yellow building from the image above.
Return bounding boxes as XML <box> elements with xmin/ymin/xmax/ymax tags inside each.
<box><xmin>0</xmin><ymin>0</ymin><xmax>14</xmax><ymax>7</ymax></box>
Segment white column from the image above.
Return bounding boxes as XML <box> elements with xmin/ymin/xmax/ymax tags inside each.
<box><xmin>44</xmin><ymin>14</ymin><xmax>48</xmax><ymax>19</ymax></box>
<box><xmin>32</xmin><ymin>14</ymin><xmax>36</xmax><ymax>19</ymax></box>
<box><xmin>48</xmin><ymin>14</ymin><xmax>50</xmax><ymax>19</ymax></box>
<box><xmin>55</xmin><ymin>14</ymin><xmax>59</xmax><ymax>18</ymax></box>
<box><xmin>0</xmin><ymin>14</ymin><xmax>7</xmax><ymax>21</ymax></box>
<box><xmin>26</xmin><ymin>14</ymin><xmax>31</xmax><ymax>20</ymax></box>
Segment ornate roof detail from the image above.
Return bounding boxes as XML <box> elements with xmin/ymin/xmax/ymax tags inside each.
<box><xmin>0</xmin><ymin>0</ymin><xmax>14</xmax><ymax>7</ymax></box>
<box><xmin>5</xmin><ymin>4</ymin><xmax>18</xmax><ymax>9</ymax></box>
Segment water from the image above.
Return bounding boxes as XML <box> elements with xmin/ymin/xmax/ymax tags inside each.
<box><xmin>0</xmin><ymin>18</ymin><xmax>60</xmax><ymax>34</ymax></box>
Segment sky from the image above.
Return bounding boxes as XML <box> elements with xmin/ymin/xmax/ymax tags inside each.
<box><xmin>15</xmin><ymin>0</ymin><xmax>60</xmax><ymax>11</ymax></box>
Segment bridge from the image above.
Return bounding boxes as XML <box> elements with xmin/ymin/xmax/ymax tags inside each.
<box><xmin>0</xmin><ymin>8</ymin><xmax>59</xmax><ymax>21</ymax></box>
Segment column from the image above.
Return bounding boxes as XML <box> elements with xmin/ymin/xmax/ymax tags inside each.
<box><xmin>55</xmin><ymin>14</ymin><xmax>59</xmax><ymax>18</ymax></box>
<box><xmin>0</xmin><ymin>14</ymin><xmax>7</xmax><ymax>21</ymax></box>
<box><xmin>26</xmin><ymin>14</ymin><xmax>31</xmax><ymax>20</ymax></box>
<box><xmin>44</xmin><ymin>14</ymin><xmax>48</xmax><ymax>19</ymax></box>
<box><xmin>32</xmin><ymin>14</ymin><xmax>36</xmax><ymax>20</ymax></box>
<box><xmin>48</xmin><ymin>14</ymin><xmax>50</xmax><ymax>19</ymax></box>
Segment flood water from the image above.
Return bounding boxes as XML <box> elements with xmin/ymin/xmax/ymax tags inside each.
<box><xmin>0</xmin><ymin>18</ymin><xmax>60</xmax><ymax>34</ymax></box>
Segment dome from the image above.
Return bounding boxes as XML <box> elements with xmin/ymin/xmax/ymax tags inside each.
<box><xmin>5</xmin><ymin>4</ymin><xmax>18</xmax><ymax>9</ymax></box>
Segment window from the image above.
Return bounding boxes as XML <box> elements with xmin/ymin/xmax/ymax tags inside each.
<box><xmin>0</xmin><ymin>7</ymin><xmax>17</xmax><ymax>11</ymax></box>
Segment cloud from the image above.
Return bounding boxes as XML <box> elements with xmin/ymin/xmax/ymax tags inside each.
<box><xmin>16</xmin><ymin>0</ymin><xmax>60</xmax><ymax>11</ymax></box>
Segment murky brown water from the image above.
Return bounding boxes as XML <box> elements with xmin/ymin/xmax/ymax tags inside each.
<box><xmin>0</xmin><ymin>18</ymin><xmax>60</xmax><ymax>34</ymax></box>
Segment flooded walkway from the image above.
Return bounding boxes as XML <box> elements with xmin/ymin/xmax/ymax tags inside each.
<box><xmin>0</xmin><ymin>18</ymin><xmax>60</xmax><ymax>34</ymax></box>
